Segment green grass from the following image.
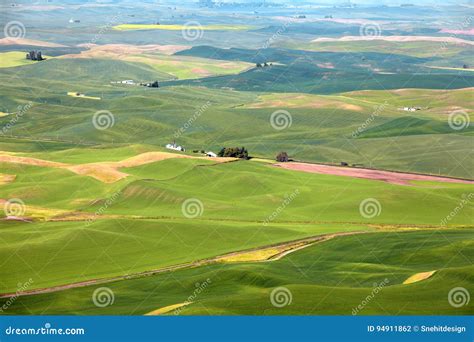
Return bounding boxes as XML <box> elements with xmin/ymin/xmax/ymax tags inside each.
<box><xmin>2</xmin><ymin>229</ymin><xmax>472</xmax><ymax>315</ymax></box>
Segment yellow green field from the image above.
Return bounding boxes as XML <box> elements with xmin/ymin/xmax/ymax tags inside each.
<box><xmin>67</xmin><ymin>92</ymin><xmax>101</xmax><ymax>100</ymax></box>
<box><xmin>0</xmin><ymin>51</ymin><xmax>38</xmax><ymax>68</ymax></box>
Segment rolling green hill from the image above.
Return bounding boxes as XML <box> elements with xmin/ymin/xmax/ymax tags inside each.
<box><xmin>0</xmin><ymin>155</ymin><xmax>472</xmax><ymax>294</ymax></box>
<box><xmin>2</xmin><ymin>229</ymin><xmax>472</xmax><ymax>315</ymax></box>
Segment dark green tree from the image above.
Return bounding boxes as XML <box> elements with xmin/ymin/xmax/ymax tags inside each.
<box><xmin>276</xmin><ymin>151</ymin><xmax>289</xmax><ymax>162</ymax></box>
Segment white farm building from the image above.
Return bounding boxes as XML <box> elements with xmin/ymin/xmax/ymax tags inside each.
<box><xmin>166</xmin><ymin>142</ymin><xmax>185</xmax><ymax>152</ymax></box>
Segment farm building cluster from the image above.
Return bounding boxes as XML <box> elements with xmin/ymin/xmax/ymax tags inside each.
<box><xmin>111</xmin><ymin>80</ymin><xmax>160</xmax><ymax>88</ymax></box>
<box><xmin>165</xmin><ymin>142</ymin><xmax>217</xmax><ymax>157</ymax></box>
<box><xmin>402</xmin><ymin>106</ymin><xmax>422</xmax><ymax>112</ymax></box>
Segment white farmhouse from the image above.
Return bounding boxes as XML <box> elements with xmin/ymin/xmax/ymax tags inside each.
<box><xmin>403</xmin><ymin>107</ymin><xmax>421</xmax><ymax>112</ymax></box>
<box><xmin>166</xmin><ymin>142</ymin><xmax>185</xmax><ymax>152</ymax></box>
<box><xmin>206</xmin><ymin>151</ymin><xmax>217</xmax><ymax>158</ymax></box>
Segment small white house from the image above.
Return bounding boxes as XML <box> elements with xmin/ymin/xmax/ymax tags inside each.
<box><xmin>206</xmin><ymin>151</ymin><xmax>217</xmax><ymax>158</ymax></box>
<box><xmin>403</xmin><ymin>107</ymin><xmax>420</xmax><ymax>112</ymax></box>
<box><xmin>121</xmin><ymin>80</ymin><xmax>135</xmax><ymax>85</ymax></box>
<box><xmin>166</xmin><ymin>142</ymin><xmax>185</xmax><ymax>152</ymax></box>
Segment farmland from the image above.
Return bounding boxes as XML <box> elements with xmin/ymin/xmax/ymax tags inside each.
<box><xmin>0</xmin><ymin>1</ymin><xmax>472</xmax><ymax>317</ymax></box>
<box><xmin>61</xmin><ymin>44</ymin><xmax>254</xmax><ymax>80</ymax></box>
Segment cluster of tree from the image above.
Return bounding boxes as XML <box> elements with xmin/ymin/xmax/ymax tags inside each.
<box><xmin>149</xmin><ymin>81</ymin><xmax>160</xmax><ymax>88</ymax></box>
<box><xmin>276</xmin><ymin>151</ymin><xmax>289</xmax><ymax>162</ymax></box>
<box><xmin>256</xmin><ymin>62</ymin><xmax>272</xmax><ymax>68</ymax></box>
<box><xmin>26</xmin><ymin>51</ymin><xmax>44</xmax><ymax>61</ymax></box>
<box><xmin>218</xmin><ymin>147</ymin><xmax>249</xmax><ymax>159</ymax></box>
<box><xmin>141</xmin><ymin>81</ymin><xmax>159</xmax><ymax>88</ymax></box>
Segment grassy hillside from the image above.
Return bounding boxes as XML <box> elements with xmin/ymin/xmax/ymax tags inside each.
<box><xmin>2</xmin><ymin>229</ymin><xmax>472</xmax><ymax>315</ymax></box>
<box><xmin>0</xmin><ymin>78</ymin><xmax>472</xmax><ymax>178</ymax></box>
<box><xmin>0</xmin><ymin>155</ymin><xmax>472</xmax><ymax>293</ymax></box>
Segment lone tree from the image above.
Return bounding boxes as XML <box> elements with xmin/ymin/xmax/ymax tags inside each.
<box><xmin>218</xmin><ymin>147</ymin><xmax>249</xmax><ymax>159</ymax></box>
<box><xmin>276</xmin><ymin>151</ymin><xmax>289</xmax><ymax>162</ymax></box>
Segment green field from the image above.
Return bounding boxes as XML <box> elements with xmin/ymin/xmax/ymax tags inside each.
<box><xmin>0</xmin><ymin>155</ymin><xmax>472</xmax><ymax>296</ymax></box>
<box><xmin>2</xmin><ymin>229</ymin><xmax>472</xmax><ymax>315</ymax></box>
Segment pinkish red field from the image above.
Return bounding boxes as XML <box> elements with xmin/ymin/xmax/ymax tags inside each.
<box><xmin>274</xmin><ymin>162</ymin><xmax>474</xmax><ymax>186</ymax></box>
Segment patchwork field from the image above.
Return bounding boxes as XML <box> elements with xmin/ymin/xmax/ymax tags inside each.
<box><xmin>0</xmin><ymin>1</ymin><xmax>472</xmax><ymax>317</ymax></box>
<box><xmin>61</xmin><ymin>44</ymin><xmax>254</xmax><ymax>80</ymax></box>
<box><xmin>0</xmin><ymin>152</ymin><xmax>472</xmax><ymax>297</ymax></box>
